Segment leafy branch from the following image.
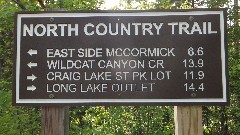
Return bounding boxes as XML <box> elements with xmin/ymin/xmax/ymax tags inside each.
<box><xmin>37</xmin><ymin>0</ymin><xmax>46</xmax><ymax>9</ymax></box>
<box><xmin>11</xmin><ymin>0</ymin><xmax>27</xmax><ymax>10</ymax></box>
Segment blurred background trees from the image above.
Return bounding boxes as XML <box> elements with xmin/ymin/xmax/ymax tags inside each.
<box><xmin>0</xmin><ymin>0</ymin><xmax>239</xmax><ymax>134</ymax></box>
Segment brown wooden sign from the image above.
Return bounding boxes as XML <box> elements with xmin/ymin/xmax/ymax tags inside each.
<box><xmin>13</xmin><ymin>9</ymin><xmax>228</xmax><ymax>105</ymax></box>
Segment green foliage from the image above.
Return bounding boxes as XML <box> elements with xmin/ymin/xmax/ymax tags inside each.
<box><xmin>0</xmin><ymin>90</ymin><xmax>41</xmax><ymax>135</ymax></box>
<box><xmin>0</xmin><ymin>0</ymin><xmax>240</xmax><ymax>134</ymax></box>
<box><xmin>204</xmin><ymin>0</ymin><xmax>230</xmax><ymax>8</ymax></box>
<box><xmin>45</xmin><ymin>0</ymin><xmax>104</xmax><ymax>10</ymax></box>
<box><xmin>70</xmin><ymin>106</ymin><xmax>174</xmax><ymax>134</ymax></box>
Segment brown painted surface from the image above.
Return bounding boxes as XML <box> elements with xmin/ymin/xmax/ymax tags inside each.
<box><xmin>174</xmin><ymin>106</ymin><xmax>203</xmax><ymax>135</ymax></box>
<box><xmin>13</xmin><ymin>10</ymin><xmax>228</xmax><ymax>106</ymax></box>
<box><xmin>41</xmin><ymin>106</ymin><xmax>69</xmax><ymax>135</ymax></box>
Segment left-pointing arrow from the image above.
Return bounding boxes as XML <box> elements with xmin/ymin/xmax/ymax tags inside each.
<box><xmin>27</xmin><ymin>85</ymin><xmax>36</xmax><ymax>91</ymax></box>
<box><xmin>27</xmin><ymin>74</ymin><xmax>37</xmax><ymax>81</ymax></box>
<box><xmin>27</xmin><ymin>62</ymin><xmax>37</xmax><ymax>68</ymax></box>
<box><xmin>27</xmin><ymin>49</ymin><xmax>38</xmax><ymax>56</ymax></box>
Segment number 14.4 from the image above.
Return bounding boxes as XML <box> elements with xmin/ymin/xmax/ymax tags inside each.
<box><xmin>184</xmin><ymin>83</ymin><xmax>204</xmax><ymax>91</ymax></box>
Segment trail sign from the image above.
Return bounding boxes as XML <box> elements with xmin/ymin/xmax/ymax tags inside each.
<box><xmin>13</xmin><ymin>9</ymin><xmax>228</xmax><ymax>105</ymax></box>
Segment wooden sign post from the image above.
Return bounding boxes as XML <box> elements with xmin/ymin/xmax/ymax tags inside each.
<box><xmin>174</xmin><ymin>106</ymin><xmax>203</xmax><ymax>135</ymax></box>
<box><xmin>41</xmin><ymin>106</ymin><xmax>69</xmax><ymax>135</ymax></box>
